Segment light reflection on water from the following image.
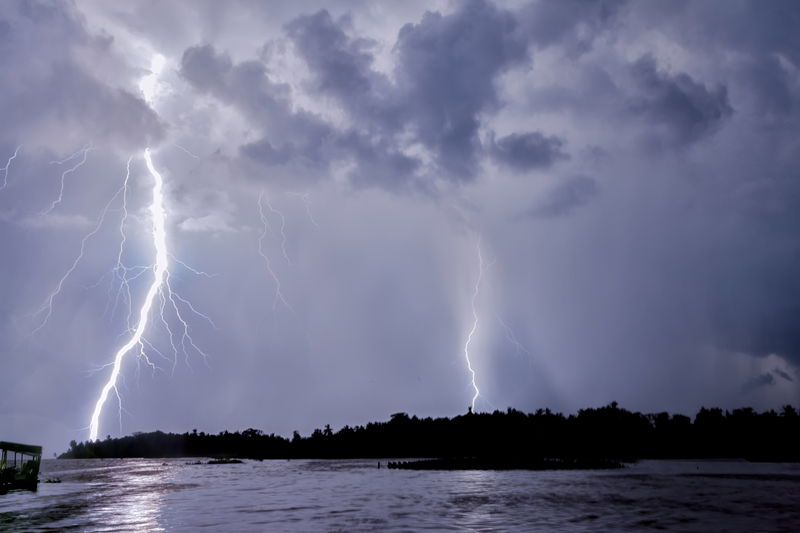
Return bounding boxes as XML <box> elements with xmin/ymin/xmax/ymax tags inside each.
<box><xmin>0</xmin><ymin>458</ymin><xmax>798</xmax><ymax>532</ymax></box>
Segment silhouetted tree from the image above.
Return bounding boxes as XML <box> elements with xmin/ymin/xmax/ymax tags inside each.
<box><xmin>60</xmin><ymin>404</ymin><xmax>800</xmax><ymax>463</ymax></box>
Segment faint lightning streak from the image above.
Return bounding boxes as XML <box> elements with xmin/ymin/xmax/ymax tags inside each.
<box><xmin>495</xmin><ymin>313</ymin><xmax>530</xmax><ymax>357</ymax></box>
<box><xmin>0</xmin><ymin>145</ymin><xmax>22</xmax><ymax>191</ymax></box>
<box><xmin>173</xmin><ymin>143</ymin><xmax>200</xmax><ymax>159</ymax></box>
<box><xmin>31</xmin><ymin>178</ymin><xmax>126</xmax><ymax>334</ymax></box>
<box><xmin>288</xmin><ymin>192</ymin><xmax>319</xmax><ymax>228</ymax></box>
<box><xmin>89</xmin><ymin>148</ymin><xmax>168</xmax><ymax>441</ymax></box>
<box><xmin>257</xmin><ymin>191</ymin><xmax>292</xmax><ymax>311</ymax></box>
<box><xmin>464</xmin><ymin>238</ymin><xmax>484</xmax><ymax>411</ymax></box>
<box><xmin>171</xmin><ymin>256</ymin><xmax>217</xmax><ymax>278</ymax></box>
<box><xmin>107</xmin><ymin>157</ymin><xmax>134</xmax><ymax>327</ymax></box>
<box><xmin>262</xmin><ymin>193</ymin><xmax>291</xmax><ymax>266</ymax></box>
<box><xmin>44</xmin><ymin>144</ymin><xmax>92</xmax><ymax>214</ymax></box>
<box><xmin>49</xmin><ymin>144</ymin><xmax>91</xmax><ymax>165</ymax></box>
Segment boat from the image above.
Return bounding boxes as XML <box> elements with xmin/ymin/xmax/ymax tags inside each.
<box><xmin>0</xmin><ymin>441</ymin><xmax>42</xmax><ymax>492</ymax></box>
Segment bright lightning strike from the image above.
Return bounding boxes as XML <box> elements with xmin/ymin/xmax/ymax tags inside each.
<box><xmin>0</xmin><ymin>145</ymin><xmax>22</xmax><ymax>192</ymax></box>
<box><xmin>89</xmin><ymin>148</ymin><xmax>168</xmax><ymax>441</ymax></box>
<box><xmin>464</xmin><ymin>237</ymin><xmax>484</xmax><ymax>412</ymax></box>
<box><xmin>257</xmin><ymin>190</ymin><xmax>292</xmax><ymax>311</ymax></box>
<box><xmin>86</xmin><ymin>147</ymin><xmax>217</xmax><ymax>441</ymax></box>
<box><xmin>27</xmin><ymin>147</ymin><xmax>210</xmax><ymax>440</ymax></box>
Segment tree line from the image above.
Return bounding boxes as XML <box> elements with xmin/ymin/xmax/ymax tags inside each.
<box><xmin>61</xmin><ymin>403</ymin><xmax>800</xmax><ymax>462</ymax></box>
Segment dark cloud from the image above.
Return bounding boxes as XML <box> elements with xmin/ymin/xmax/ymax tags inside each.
<box><xmin>518</xmin><ymin>0</ymin><xmax>627</xmax><ymax>54</ymax></box>
<box><xmin>181</xmin><ymin>44</ymin><xmax>294</xmax><ymax>126</ymax></box>
<box><xmin>489</xmin><ymin>131</ymin><xmax>567</xmax><ymax>171</ymax></box>
<box><xmin>628</xmin><ymin>55</ymin><xmax>733</xmax><ymax>147</ymax></box>
<box><xmin>713</xmin><ymin>293</ymin><xmax>800</xmax><ymax>366</ymax></box>
<box><xmin>181</xmin><ymin>44</ymin><xmax>340</xmax><ymax>175</ymax></box>
<box><xmin>392</xmin><ymin>0</ymin><xmax>528</xmax><ymax>178</ymax></box>
<box><xmin>182</xmin><ymin>43</ymin><xmax>423</xmax><ymax>188</ymax></box>
<box><xmin>331</xmin><ymin>132</ymin><xmax>422</xmax><ymax>191</ymax></box>
<box><xmin>524</xmin><ymin>175</ymin><xmax>598</xmax><ymax>218</ymax></box>
<box><xmin>739</xmin><ymin>54</ymin><xmax>798</xmax><ymax>121</ymax></box>
<box><xmin>669</xmin><ymin>0</ymin><xmax>800</xmax><ymax>64</ymax></box>
<box><xmin>0</xmin><ymin>0</ymin><xmax>164</xmax><ymax>150</ymax></box>
<box><xmin>285</xmin><ymin>0</ymin><xmax>530</xmax><ymax>182</ymax></box>
<box><xmin>773</xmin><ymin>368</ymin><xmax>794</xmax><ymax>382</ymax></box>
<box><xmin>285</xmin><ymin>11</ymin><xmax>399</xmax><ymax>130</ymax></box>
<box><xmin>741</xmin><ymin>372</ymin><xmax>776</xmax><ymax>393</ymax></box>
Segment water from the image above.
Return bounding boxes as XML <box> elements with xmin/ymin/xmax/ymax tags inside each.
<box><xmin>1</xmin><ymin>459</ymin><xmax>798</xmax><ymax>532</ymax></box>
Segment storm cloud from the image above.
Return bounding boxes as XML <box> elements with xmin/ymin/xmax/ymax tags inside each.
<box><xmin>0</xmin><ymin>0</ymin><xmax>798</xmax><ymax>455</ymax></box>
<box><xmin>0</xmin><ymin>1</ymin><xmax>164</xmax><ymax>151</ymax></box>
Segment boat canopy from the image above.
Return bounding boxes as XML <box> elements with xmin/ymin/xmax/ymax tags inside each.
<box><xmin>0</xmin><ymin>442</ymin><xmax>42</xmax><ymax>456</ymax></box>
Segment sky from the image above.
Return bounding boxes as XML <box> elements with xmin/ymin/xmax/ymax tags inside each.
<box><xmin>1</xmin><ymin>0</ymin><xmax>799</xmax><ymax>455</ymax></box>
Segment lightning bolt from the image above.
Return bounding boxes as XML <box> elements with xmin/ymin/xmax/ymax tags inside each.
<box><xmin>89</xmin><ymin>148</ymin><xmax>212</xmax><ymax>440</ymax></box>
<box><xmin>0</xmin><ymin>145</ymin><xmax>22</xmax><ymax>192</ymax></box>
<box><xmin>257</xmin><ymin>190</ymin><xmax>292</xmax><ymax>311</ymax></box>
<box><xmin>464</xmin><ymin>237</ymin><xmax>484</xmax><ymax>412</ymax></box>
<box><xmin>44</xmin><ymin>143</ymin><xmax>92</xmax><ymax>214</ymax></box>
<box><xmin>88</xmin><ymin>148</ymin><xmax>167</xmax><ymax>440</ymax></box>
<box><xmin>25</xmin><ymin>147</ymin><xmax>211</xmax><ymax>439</ymax></box>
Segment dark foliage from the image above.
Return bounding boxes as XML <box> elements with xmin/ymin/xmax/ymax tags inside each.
<box><xmin>60</xmin><ymin>404</ymin><xmax>800</xmax><ymax>463</ymax></box>
<box><xmin>387</xmin><ymin>457</ymin><xmax>623</xmax><ymax>470</ymax></box>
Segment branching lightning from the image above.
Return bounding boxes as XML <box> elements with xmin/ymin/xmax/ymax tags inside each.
<box><xmin>44</xmin><ymin>144</ymin><xmax>92</xmax><ymax>215</ymax></box>
<box><xmin>88</xmin><ymin>148</ymin><xmax>168</xmax><ymax>440</ymax></box>
<box><xmin>31</xmin><ymin>169</ymin><xmax>129</xmax><ymax>334</ymax></box>
<box><xmin>1</xmin><ymin>145</ymin><xmax>22</xmax><ymax>192</ymax></box>
<box><xmin>257</xmin><ymin>190</ymin><xmax>292</xmax><ymax>311</ymax></box>
<box><xmin>83</xmin><ymin>148</ymin><xmax>211</xmax><ymax>440</ymax></box>
<box><xmin>464</xmin><ymin>237</ymin><xmax>484</xmax><ymax>411</ymax></box>
<box><xmin>16</xmin><ymin>54</ymin><xmax>214</xmax><ymax>440</ymax></box>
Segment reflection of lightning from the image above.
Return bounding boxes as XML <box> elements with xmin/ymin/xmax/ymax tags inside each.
<box><xmin>257</xmin><ymin>191</ymin><xmax>292</xmax><ymax>311</ymax></box>
<box><xmin>45</xmin><ymin>144</ymin><xmax>92</xmax><ymax>214</ymax></box>
<box><xmin>464</xmin><ymin>238</ymin><xmax>484</xmax><ymax>411</ymax></box>
<box><xmin>1</xmin><ymin>145</ymin><xmax>22</xmax><ymax>192</ymax></box>
<box><xmin>89</xmin><ymin>148</ymin><xmax>210</xmax><ymax>441</ymax></box>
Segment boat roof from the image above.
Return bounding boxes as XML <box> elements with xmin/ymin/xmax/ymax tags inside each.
<box><xmin>0</xmin><ymin>442</ymin><xmax>42</xmax><ymax>456</ymax></box>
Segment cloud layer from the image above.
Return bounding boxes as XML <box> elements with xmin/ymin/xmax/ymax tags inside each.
<box><xmin>0</xmin><ymin>0</ymin><xmax>798</xmax><ymax>453</ymax></box>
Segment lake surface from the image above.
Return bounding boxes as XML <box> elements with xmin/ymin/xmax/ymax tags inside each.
<box><xmin>1</xmin><ymin>458</ymin><xmax>798</xmax><ymax>531</ymax></box>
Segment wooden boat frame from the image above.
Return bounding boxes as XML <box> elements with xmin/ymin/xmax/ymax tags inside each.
<box><xmin>0</xmin><ymin>441</ymin><xmax>42</xmax><ymax>492</ymax></box>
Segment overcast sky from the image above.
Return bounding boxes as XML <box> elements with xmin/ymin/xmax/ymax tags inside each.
<box><xmin>1</xmin><ymin>0</ymin><xmax>799</xmax><ymax>454</ymax></box>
